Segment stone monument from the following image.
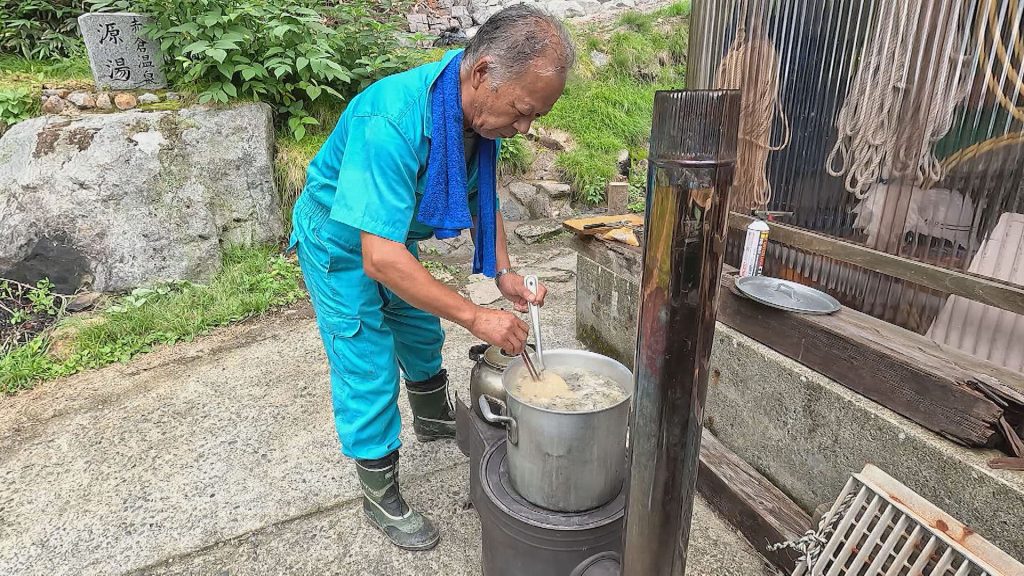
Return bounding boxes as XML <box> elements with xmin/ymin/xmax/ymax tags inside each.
<box><xmin>78</xmin><ymin>12</ymin><xmax>167</xmax><ymax>90</ymax></box>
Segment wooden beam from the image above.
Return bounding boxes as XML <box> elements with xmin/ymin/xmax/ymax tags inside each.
<box><xmin>727</xmin><ymin>212</ymin><xmax>1024</xmax><ymax>316</ymax></box>
<box><xmin>717</xmin><ymin>270</ymin><xmax>1006</xmax><ymax>447</ymax></box>
<box><xmin>698</xmin><ymin>429</ymin><xmax>812</xmax><ymax>573</ymax></box>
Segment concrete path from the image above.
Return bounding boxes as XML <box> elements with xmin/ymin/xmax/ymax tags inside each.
<box><xmin>0</xmin><ymin>240</ymin><xmax>774</xmax><ymax>576</ymax></box>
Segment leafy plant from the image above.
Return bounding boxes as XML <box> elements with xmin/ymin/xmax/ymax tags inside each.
<box><xmin>422</xmin><ymin>260</ymin><xmax>459</xmax><ymax>279</ymax></box>
<box><xmin>0</xmin><ymin>0</ymin><xmax>87</xmax><ymax>60</ymax></box>
<box><xmin>90</xmin><ymin>0</ymin><xmax>403</xmax><ymax>140</ymax></box>
<box><xmin>0</xmin><ymin>88</ymin><xmax>37</xmax><ymax>127</ymax></box>
<box><xmin>27</xmin><ymin>279</ymin><xmax>59</xmax><ymax>316</ymax></box>
<box><xmin>498</xmin><ymin>135</ymin><xmax>533</xmax><ymax>177</ymax></box>
<box><xmin>8</xmin><ymin>309</ymin><xmax>30</xmax><ymax>326</ymax></box>
<box><xmin>627</xmin><ymin>163</ymin><xmax>647</xmax><ymax>213</ymax></box>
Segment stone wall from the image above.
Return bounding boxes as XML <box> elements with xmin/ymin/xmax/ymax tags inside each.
<box><xmin>407</xmin><ymin>0</ymin><xmax>639</xmax><ymax>36</ymax></box>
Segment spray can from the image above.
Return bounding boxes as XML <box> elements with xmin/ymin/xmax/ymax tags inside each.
<box><xmin>739</xmin><ymin>218</ymin><xmax>770</xmax><ymax>277</ymax></box>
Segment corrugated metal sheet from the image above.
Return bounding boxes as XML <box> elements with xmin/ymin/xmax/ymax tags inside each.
<box><xmin>687</xmin><ymin>0</ymin><xmax>1024</xmax><ymax>371</ymax></box>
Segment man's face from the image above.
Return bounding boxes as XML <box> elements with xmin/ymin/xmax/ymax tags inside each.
<box><xmin>464</xmin><ymin>56</ymin><xmax>567</xmax><ymax>140</ymax></box>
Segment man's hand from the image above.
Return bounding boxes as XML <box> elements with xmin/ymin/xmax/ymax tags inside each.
<box><xmin>497</xmin><ymin>273</ymin><xmax>548</xmax><ymax>313</ymax></box>
<box><xmin>470</xmin><ymin>308</ymin><xmax>530</xmax><ymax>354</ymax></box>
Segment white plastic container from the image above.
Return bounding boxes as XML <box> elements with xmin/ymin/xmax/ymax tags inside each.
<box><xmin>739</xmin><ymin>218</ymin><xmax>770</xmax><ymax>277</ymax></box>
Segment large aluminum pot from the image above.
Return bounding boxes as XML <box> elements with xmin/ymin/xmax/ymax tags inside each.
<box><xmin>478</xmin><ymin>349</ymin><xmax>633</xmax><ymax>512</ymax></box>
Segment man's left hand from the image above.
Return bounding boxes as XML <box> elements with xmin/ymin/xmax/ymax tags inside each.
<box><xmin>497</xmin><ymin>273</ymin><xmax>547</xmax><ymax>313</ymax></box>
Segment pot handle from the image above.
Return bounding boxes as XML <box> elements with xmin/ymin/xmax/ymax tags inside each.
<box><xmin>469</xmin><ymin>343</ymin><xmax>489</xmax><ymax>362</ymax></box>
<box><xmin>479</xmin><ymin>394</ymin><xmax>518</xmax><ymax>446</ymax></box>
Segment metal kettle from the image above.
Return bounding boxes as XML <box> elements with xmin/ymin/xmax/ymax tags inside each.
<box><xmin>468</xmin><ymin>343</ymin><xmax>532</xmax><ymax>425</ymax></box>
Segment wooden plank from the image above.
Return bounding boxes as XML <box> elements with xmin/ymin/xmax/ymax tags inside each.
<box><xmin>727</xmin><ymin>212</ymin><xmax>1024</xmax><ymax>316</ymax></box>
<box><xmin>697</xmin><ymin>429</ymin><xmax>812</xmax><ymax>573</ymax></box>
<box><xmin>563</xmin><ymin>213</ymin><xmax>644</xmax><ymax>237</ymax></box>
<box><xmin>988</xmin><ymin>457</ymin><xmax>1024</xmax><ymax>471</ymax></box>
<box><xmin>998</xmin><ymin>417</ymin><xmax>1024</xmax><ymax>457</ymax></box>
<box><xmin>717</xmin><ymin>271</ymin><xmax>1004</xmax><ymax>447</ymax></box>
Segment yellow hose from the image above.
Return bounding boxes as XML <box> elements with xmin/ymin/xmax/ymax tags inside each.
<box><xmin>978</xmin><ymin>0</ymin><xmax>1024</xmax><ymax>121</ymax></box>
<box><xmin>940</xmin><ymin>131</ymin><xmax>1024</xmax><ymax>174</ymax></box>
<box><xmin>934</xmin><ymin>0</ymin><xmax>1024</xmax><ymax>180</ymax></box>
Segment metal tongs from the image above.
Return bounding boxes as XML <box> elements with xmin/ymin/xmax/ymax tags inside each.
<box><xmin>521</xmin><ymin>274</ymin><xmax>545</xmax><ymax>382</ymax></box>
<box><xmin>520</xmin><ymin>349</ymin><xmax>541</xmax><ymax>382</ymax></box>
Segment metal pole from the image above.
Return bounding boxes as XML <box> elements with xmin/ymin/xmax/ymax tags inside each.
<box><xmin>620</xmin><ymin>89</ymin><xmax>741</xmax><ymax>576</ymax></box>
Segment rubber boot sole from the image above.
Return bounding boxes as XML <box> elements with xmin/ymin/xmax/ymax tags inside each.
<box><xmin>363</xmin><ymin>509</ymin><xmax>441</xmax><ymax>552</ymax></box>
<box><xmin>414</xmin><ymin>431</ymin><xmax>456</xmax><ymax>443</ymax></box>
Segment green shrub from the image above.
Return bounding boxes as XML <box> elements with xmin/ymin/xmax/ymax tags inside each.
<box><xmin>498</xmin><ymin>135</ymin><xmax>533</xmax><ymax>178</ymax></box>
<box><xmin>0</xmin><ymin>0</ymin><xmax>86</xmax><ymax>60</ymax></box>
<box><xmin>0</xmin><ymin>88</ymin><xmax>37</xmax><ymax>128</ymax></box>
<box><xmin>90</xmin><ymin>0</ymin><xmax>405</xmax><ymax>140</ymax></box>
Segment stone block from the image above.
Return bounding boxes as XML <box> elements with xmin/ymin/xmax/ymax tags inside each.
<box><xmin>114</xmin><ymin>92</ymin><xmax>138</xmax><ymax>110</ymax></box>
<box><xmin>535</xmin><ymin>180</ymin><xmax>571</xmax><ymax>199</ymax></box>
<box><xmin>78</xmin><ymin>12</ymin><xmax>167</xmax><ymax>90</ymax></box>
<box><xmin>41</xmin><ymin>96</ymin><xmax>66</xmax><ymax>115</ymax></box>
<box><xmin>515</xmin><ymin>221</ymin><xmax>564</xmax><ymax>244</ymax></box>
<box><xmin>0</xmin><ymin>104</ymin><xmax>282</xmax><ymax>291</ymax></box>
<box><xmin>95</xmin><ymin>92</ymin><xmax>113</xmax><ymax>110</ymax></box>
<box><xmin>546</xmin><ymin>0</ymin><xmax>586</xmax><ymax>18</ymax></box>
<box><xmin>66</xmin><ymin>92</ymin><xmax>97</xmax><ymax>109</ymax></box>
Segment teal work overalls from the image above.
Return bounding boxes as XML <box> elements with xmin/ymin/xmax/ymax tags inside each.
<box><xmin>289</xmin><ymin>49</ymin><xmax>500</xmax><ymax>460</ymax></box>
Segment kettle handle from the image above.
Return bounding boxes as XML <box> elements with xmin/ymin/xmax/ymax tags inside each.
<box><xmin>479</xmin><ymin>394</ymin><xmax>518</xmax><ymax>446</ymax></box>
<box><xmin>469</xmin><ymin>343</ymin><xmax>489</xmax><ymax>362</ymax></box>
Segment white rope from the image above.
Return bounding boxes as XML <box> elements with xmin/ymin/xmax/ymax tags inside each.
<box><xmin>714</xmin><ymin>0</ymin><xmax>790</xmax><ymax>212</ymax></box>
<box><xmin>826</xmin><ymin>0</ymin><xmax>971</xmax><ymax>198</ymax></box>
<box><xmin>767</xmin><ymin>491</ymin><xmax>857</xmax><ymax>574</ymax></box>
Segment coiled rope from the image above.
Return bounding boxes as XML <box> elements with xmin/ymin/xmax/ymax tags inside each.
<box><xmin>714</xmin><ymin>0</ymin><xmax>790</xmax><ymax>212</ymax></box>
<box><xmin>826</xmin><ymin>0</ymin><xmax>972</xmax><ymax>198</ymax></box>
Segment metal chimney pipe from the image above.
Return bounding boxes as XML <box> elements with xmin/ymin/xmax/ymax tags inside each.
<box><xmin>620</xmin><ymin>89</ymin><xmax>741</xmax><ymax>576</ymax></box>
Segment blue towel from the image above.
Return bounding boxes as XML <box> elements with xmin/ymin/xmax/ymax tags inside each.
<box><xmin>416</xmin><ymin>51</ymin><xmax>498</xmax><ymax>278</ymax></box>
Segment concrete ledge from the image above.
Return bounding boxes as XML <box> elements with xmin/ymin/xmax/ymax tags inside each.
<box><xmin>573</xmin><ymin>241</ymin><xmax>1024</xmax><ymax>561</ymax></box>
<box><xmin>710</xmin><ymin>325</ymin><xmax>1024</xmax><ymax>562</ymax></box>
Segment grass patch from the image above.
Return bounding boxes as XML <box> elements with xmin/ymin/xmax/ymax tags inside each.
<box><xmin>541</xmin><ymin>78</ymin><xmax>661</xmax><ymax>203</ymax></box>
<box><xmin>0</xmin><ymin>55</ymin><xmax>93</xmax><ymax>90</ymax></box>
<box><xmin>0</xmin><ymin>246</ymin><xmax>304</xmax><ymax>395</ymax></box>
<box><xmin>540</xmin><ymin>5</ymin><xmax>688</xmax><ymax>204</ymax></box>
<box><xmin>275</xmin><ymin>130</ymin><xmax>330</xmax><ymax>231</ymax></box>
<box><xmin>0</xmin><ymin>55</ymin><xmax>94</xmax><ymax>126</ymax></box>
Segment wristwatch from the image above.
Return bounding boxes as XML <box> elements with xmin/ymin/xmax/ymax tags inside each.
<box><xmin>494</xmin><ymin>268</ymin><xmax>514</xmax><ymax>286</ymax></box>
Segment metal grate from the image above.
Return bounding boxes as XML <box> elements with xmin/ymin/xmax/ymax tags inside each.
<box><xmin>788</xmin><ymin>465</ymin><xmax>1024</xmax><ymax>576</ymax></box>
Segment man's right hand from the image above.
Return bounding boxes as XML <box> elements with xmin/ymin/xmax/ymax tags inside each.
<box><xmin>469</xmin><ymin>308</ymin><xmax>529</xmax><ymax>354</ymax></box>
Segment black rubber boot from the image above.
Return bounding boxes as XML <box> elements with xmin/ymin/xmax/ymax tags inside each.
<box><xmin>355</xmin><ymin>451</ymin><xmax>440</xmax><ymax>551</ymax></box>
<box><xmin>406</xmin><ymin>369</ymin><xmax>456</xmax><ymax>442</ymax></box>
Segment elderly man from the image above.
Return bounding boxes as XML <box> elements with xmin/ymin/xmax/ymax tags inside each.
<box><xmin>288</xmin><ymin>5</ymin><xmax>575</xmax><ymax>551</ymax></box>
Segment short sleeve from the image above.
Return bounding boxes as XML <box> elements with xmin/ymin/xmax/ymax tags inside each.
<box><xmin>329</xmin><ymin>115</ymin><xmax>420</xmax><ymax>243</ymax></box>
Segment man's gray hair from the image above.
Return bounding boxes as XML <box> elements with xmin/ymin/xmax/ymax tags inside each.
<box><xmin>461</xmin><ymin>4</ymin><xmax>576</xmax><ymax>84</ymax></box>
